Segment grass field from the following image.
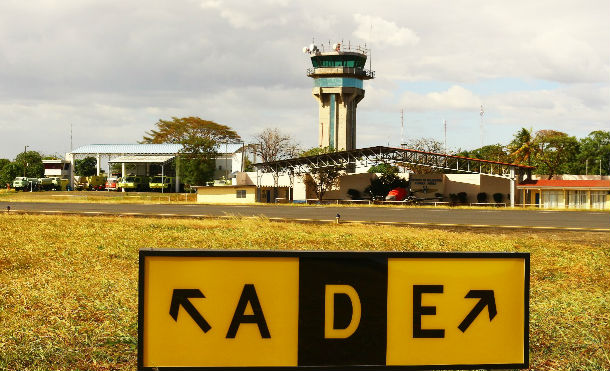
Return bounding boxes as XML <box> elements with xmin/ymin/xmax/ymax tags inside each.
<box><xmin>0</xmin><ymin>214</ymin><xmax>608</xmax><ymax>370</ymax></box>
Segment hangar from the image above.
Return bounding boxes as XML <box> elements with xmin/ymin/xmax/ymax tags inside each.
<box><xmin>67</xmin><ymin>143</ymin><xmax>244</xmax><ymax>192</ymax></box>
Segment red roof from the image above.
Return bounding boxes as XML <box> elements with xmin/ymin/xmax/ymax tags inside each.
<box><xmin>518</xmin><ymin>179</ymin><xmax>610</xmax><ymax>188</ymax></box>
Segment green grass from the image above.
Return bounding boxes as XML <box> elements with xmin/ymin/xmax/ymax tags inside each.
<box><xmin>0</xmin><ymin>214</ymin><xmax>608</xmax><ymax>370</ymax></box>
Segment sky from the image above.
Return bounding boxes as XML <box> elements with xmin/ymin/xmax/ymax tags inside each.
<box><xmin>0</xmin><ymin>0</ymin><xmax>608</xmax><ymax>159</ymax></box>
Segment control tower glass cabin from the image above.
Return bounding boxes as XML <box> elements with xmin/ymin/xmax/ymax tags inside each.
<box><xmin>306</xmin><ymin>43</ymin><xmax>374</xmax><ymax>151</ymax></box>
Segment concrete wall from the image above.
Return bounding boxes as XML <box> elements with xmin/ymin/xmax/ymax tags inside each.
<box><xmin>196</xmin><ymin>186</ymin><xmax>256</xmax><ymax>204</ymax></box>
<box><xmin>444</xmin><ymin>174</ymin><xmax>480</xmax><ymax>203</ymax></box>
<box><xmin>323</xmin><ymin>173</ymin><xmax>377</xmax><ymax>200</ymax></box>
<box><xmin>480</xmin><ymin>175</ymin><xmax>514</xmax><ymax>203</ymax></box>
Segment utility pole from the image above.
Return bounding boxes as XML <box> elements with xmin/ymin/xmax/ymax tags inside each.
<box><xmin>23</xmin><ymin>145</ymin><xmax>29</xmax><ymax>177</ymax></box>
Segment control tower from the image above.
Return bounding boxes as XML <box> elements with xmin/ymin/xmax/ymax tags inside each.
<box><xmin>304</xmin><ymin>42</ymin><xmax>374</xmax><ymax>151</ymax></box>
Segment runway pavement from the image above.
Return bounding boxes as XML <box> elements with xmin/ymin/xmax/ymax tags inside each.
<box><xmin>1</xmin><ymin>201</ymin><xmax>608</xmax><ymax>231</ymax></box>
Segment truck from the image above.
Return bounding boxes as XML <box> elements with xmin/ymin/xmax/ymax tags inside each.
<box><xmin>118</xmin><ymin>175</ymin><xmax>147</xmax><ymax>192</ymax></box>
<box><xmin>74</xmin><ymin>175</ymin><xmax>107</xmax><ymax>191</ymax></box>
<box><xmin>105</xmin><ymin>177</ymin><xmax>119</xmax><ymax>191</ymax></box>
<box><xmin>12</xmin><ymin>177</ymin><xmax>39</xmax><ymax>191</ymax></box>
<box><xmin>149</xmin><ymin>176</ymin><xmax>175</xmax><ymax>192</ymax></box>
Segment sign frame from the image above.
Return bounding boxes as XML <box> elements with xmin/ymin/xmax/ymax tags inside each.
<box><xmin>138</xmin><ymin>249</ymin><xmax>529</xmax><ymax>371</ymax></box>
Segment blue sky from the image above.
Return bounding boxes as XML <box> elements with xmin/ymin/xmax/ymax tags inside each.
<box><xmin>0</xmin><ymin>0</ymin><xmax>608</xmax><ymax>159</ymax></box>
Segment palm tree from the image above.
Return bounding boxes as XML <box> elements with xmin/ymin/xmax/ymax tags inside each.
<box><xmin>508</xmin><ymin>128</ymin><xmax>534</xmax><ymax>166</ymax></box>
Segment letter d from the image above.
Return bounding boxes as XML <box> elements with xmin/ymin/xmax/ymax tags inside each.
<box><xmin>324</xmin><ymin>284</ymin><xmax>361</xmax><ymax>339</ymax></box>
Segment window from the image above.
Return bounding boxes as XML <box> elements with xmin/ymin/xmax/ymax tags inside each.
<box><xmin>567</xmin><ymin>190</ymin><xmax>587</xmax><ymax>209</ymax></box>
<box><xmin>591</xmin><ymin>191</ymin><xmax>607</xmax><ymax>209</ymax></box>
<box><xmin>542</xmin><ymin>190</ymin><xmax>563</xmax><ymax>209</ymax></box>
<box><xmin>236</xmin><ymin>190</ymin><xmax>246</xmax><ymax>198</ymax></box>
<box><xmin>218</xmin><ymin>165</ymin><xmax>222</xmax><ymax>170</ymax></box>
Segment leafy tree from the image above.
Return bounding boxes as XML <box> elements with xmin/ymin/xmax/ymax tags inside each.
<box><xmin>574</xmin><ymin>130</ymin><xmax>610</xmax><ymax>176</ymax></box>
<box><xmin>532</xmin><ymin>130</ymin><xmax>579</xmax><ymax>179</ymax></box>
<box><xmin>367</xmin><ymin>163</ymin><xmax>400</xmax><ymax>174</ymax></box>
<box><xmin>15</xmin><ymin>151</ymin><xmax>44</xmax><ymax>178</ymax></box>
<box><xmin>74</xmin><ymin>156</ymin><xmax>97</xmax><ymax>176</ymax></box>
<box><xmin>508</xmin><ymin>128</ymin><xmax>535</xmax><ymax>166</ymax></box>
<box><xmin>0</xmin><ymin>162</ymin><xmax>22</xmax><ymax>187</ymax></box>
<box><xmin>251</xmin><ymin>128</ymin><xmax>299</xmax><ymax>163</ymax></box>
<box><xmin>179</xmin><ymin>136</ymin><xmax>217</xmax><ymax>185</ymax></box>
<box><xmin>143</xmin><ymin>117</ymin><xmax>241</xmax><ymax>185</ymax></box>
<box><xmin>401</xmin><ymin>138</ymin><xmax>446</xmax><ymax>173</ymax></box>
<box><xmin>142</xmin><ymin>117</ymin><xmax>240</xmax><ymax>144</ymax></box>
<box><xmin>303</xmin><ymin>164</ymin><xmax>345</xmax><ymax>201</ymax></box>
<box><xmin>0</xmin><ymin>159</ymin><xmax>10</xmax><ymax>172</ymax></box>
<box><xmin>365</xmin><ymin>165</ymin><xmax>408</xmax><ymax>200</ymax></box>
<box><xmin>457</xmin><ymin>144</ymin><xmax>511</xmax><ymax>163</ymax></box>
<box><xmin>300</xmin><ymin>146</ymin><xmax>335</xmax><ymax>157</ymax></box>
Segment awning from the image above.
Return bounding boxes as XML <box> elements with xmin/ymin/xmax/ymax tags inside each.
<box><xmin>108</xmin><ymin>155</ymin><xmax>175</xmax><ymax>163</ymax></box>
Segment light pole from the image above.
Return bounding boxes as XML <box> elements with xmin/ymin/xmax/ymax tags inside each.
<box><xmin>23</xmin><ymin>145</ymin><xmax>29</xmax><ymax>177</ymax></box>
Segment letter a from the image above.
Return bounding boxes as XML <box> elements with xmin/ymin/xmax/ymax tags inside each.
<box><xmin>226</xmin><ymin>284</ymin><xmax>271</xmax><ymax>338</ymax></box>
<box><xmin>324</xmin><ymin>284</ymin><xmax>361</xmax><ymax>339</ymax></box>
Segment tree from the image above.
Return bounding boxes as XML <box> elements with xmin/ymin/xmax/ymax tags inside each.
<box><xmin>179</xmin><ymin>136</ymin><xmax>217</xmax><ymax>185</ymax></box>
<box><xmin>532</xmin><ymin>130</ymin><xmax>579</xmax><ymax>179</ymax></box>
<box><xmin>142</xmin><ymin>117</ymin><xmax>241</xmax><ymax>186</ymax></box>
<box><xmin>457</xmin><ymin>144</ymin><xmax>511</xmax><ymax>163</ymax></box>
<box><xmin>574</xmin><ymin>130</ymin><xmax>610</xmax><ymax>176</ymax></box>
<box><xmin>251</xmin><ymin>128</ymin><xmax>299</xmax><ymax>163</ymax></box>
<box><xmin>15</xmin><ymin>151</ymin><xmax>44</xmax><ymax>178</ymax></box>
<box><xmin>401</xmin><ymin>138</ymin><xmax>445</xmax><ymax>174</ymax></box>
<box><xmin>365</xmin><ymin>165</ymin><xmax>408</xmax><ymax>200</ymax></box>
<box><xmin>508</xmin><ymin>128</ymin><xmax>535</xmax><ymax>166</ymax></box>
<box><xmin>74</xmin><ymin>156</ymin><xmax>97</xmax><ymax>176</ymax></box>
<box><xmin>0</xmin><ymin>161</ymin><xmax>22</xmax><ymax>187</ymax></box>
<box><xmin>303</xmin><ymin>165</ymin><xmax>345</xmax><ymax>201</ymax></box>
<box><xmin>300</xmin><ymin>146</ymin><xmax>335</xmax><ymax>157</ymax></box>
<box><xmin>142</xmin><ymin>117</ymin><xmax>241</xmax><ymax>144</ymax></box>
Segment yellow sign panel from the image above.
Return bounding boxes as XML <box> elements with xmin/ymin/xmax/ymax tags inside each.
<box><xmin>138</xmin><ymin>251</ymin><xmax>528</xmax><ymax>370</ymax></box>
<box><xmin>142</xmin><ymin>256</ymin><xmax>299</xmax><ymax>367</ymax></box>
<box><xmin>387</xmin><ymin>258</ymin><xmax>526</xmax><ymax>366</ymax></box>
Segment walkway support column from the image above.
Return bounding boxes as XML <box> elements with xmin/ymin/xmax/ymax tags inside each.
<box><xmin>510</xmin><ymin>167</ymin><xmax>515</xmax><ymax>207</ymax></box>
<box><xmin>96</xmin><ymin>153</ymin><xmax>101</xmax><ymax>176</ymax></box>
<box><xmin>175</xmin><ymin>155</ymin><xmax>180</xmax><ymax>193</ymax></box>
<box><xmin>121</xmin><ymin>162</ymin><xmax>126</xmax><ymax>193</ymax></box>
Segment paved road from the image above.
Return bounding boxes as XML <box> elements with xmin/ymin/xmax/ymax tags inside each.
<box><xmin>1</xmin><ymin>201</ymin><xmax>608</xmax><ymax>231</ymax></box>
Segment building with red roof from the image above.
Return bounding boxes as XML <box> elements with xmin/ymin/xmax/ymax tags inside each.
<box><xmin>518</xmin><ymin>177</ymin><xmax>609</xmax><ymax>209</ymax></box>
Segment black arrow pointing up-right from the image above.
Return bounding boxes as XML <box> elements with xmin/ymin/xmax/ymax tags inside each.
<box><xmin>458</xmin><ymin>290</ymin><xmax>497</xmax><ymax>333</ymax></box>
<box><xmin>169</xmin><ymin>289</ymin><xmax>212</xmax><ymax>333</ymax></box>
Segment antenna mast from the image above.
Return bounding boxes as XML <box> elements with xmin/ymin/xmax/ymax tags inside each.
<box><xmin>70</xmin><ymin>123</ymin><xmax>73</xmax><ymax>151</ymax></box>
<box><xmin>400</xmin><ymin>109</ymin><xmax>405</xmax><ymax>147</ymax></box>
<box><xmin>444</xmin><ymin>119</ymin><xmax>447</xmax><ymax>154</ymax></box>
<box><xmin>480</xmin><ymin>104</ymin><xmax>485</xmax><ymax>148</ymax></box>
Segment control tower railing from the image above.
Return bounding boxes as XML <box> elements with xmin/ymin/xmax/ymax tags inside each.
<box><xmin>307</xmin><ymin>67</ymin><xmax>375</xmax><ymax>79</ymax></box>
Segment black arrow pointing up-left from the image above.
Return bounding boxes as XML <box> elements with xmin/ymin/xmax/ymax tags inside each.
<box><xmin>169</xmin><ymin>289</ymin><xmax>212</xmax><ymax>333</ymax></box>
<box><xmin>458</xmin><ymin>290</ymin><xmax>497</xmax><ymax>333</ymax></box>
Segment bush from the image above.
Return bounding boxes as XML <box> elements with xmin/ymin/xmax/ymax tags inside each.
<box><xmin>347</xmin><ymin>189</ymin><xmax>361</xmax><ymax>200</ymax></box>
<box><xmin>477</xmin><ymin>192</ymin><xmax>488</xmax><ymax>203</ymax></box>
<box><xmin>493</xmin><ymin>193</ymin><xmax>504</xmax><ymax>203</ymax></box>
<box><xmin>457</xmin><ymin>192</ymin><xmax>468</xmax><ymax>203</ymax></box>
<box><xmin>449</xmin><ymin>193</ymin><xmax>458</xmax><ymax>203</ymax></box>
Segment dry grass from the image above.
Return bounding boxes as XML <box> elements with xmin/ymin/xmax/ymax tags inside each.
<box><xmin>0</xmin><ymin>214</ymin><xmax>608</xmax><ymax>370</ymax></box>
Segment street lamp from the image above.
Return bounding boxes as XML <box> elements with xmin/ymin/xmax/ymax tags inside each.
<box><xmin>23</xmin><ymin>145</ymin><xmax>29</xmax><ymax>177</ymax></box>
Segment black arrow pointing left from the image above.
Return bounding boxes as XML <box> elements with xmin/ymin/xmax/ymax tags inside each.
<box><xmin>169</xmin><ymin>289</ymin><xmax>212</xmax><ymax>333</ymax></box>
<box><xmin>458</xmin><ymin>290</ymin><xmax>497</xmax><ymax>333</ymax></box>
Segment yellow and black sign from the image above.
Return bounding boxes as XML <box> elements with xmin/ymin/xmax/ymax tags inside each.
<box><xmin>138</xmin><ymin>250</ymin><xmax>529</xmax><ymax>370</ymax></box>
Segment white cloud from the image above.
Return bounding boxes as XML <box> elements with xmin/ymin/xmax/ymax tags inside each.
<box><xmin>0</xmin><ymin>0</ymin><xmax>608</xmax><ymax>158</ymax></box>
<box><xmin>353</xmin><ymin>14</ymin><xmax>419</xmax><ymax>47</ymax></box>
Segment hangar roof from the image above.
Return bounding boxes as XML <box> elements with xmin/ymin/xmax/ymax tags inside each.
<box><xmin>71</xmin><ymin>143</ymin><xmax>244</xmax><ymax>155</ymax></box>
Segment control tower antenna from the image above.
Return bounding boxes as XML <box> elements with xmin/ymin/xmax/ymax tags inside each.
<box><xmin>303</xmin><ymin>41</ymin><xmax>375</xmax><ymax>152</ymax></box>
